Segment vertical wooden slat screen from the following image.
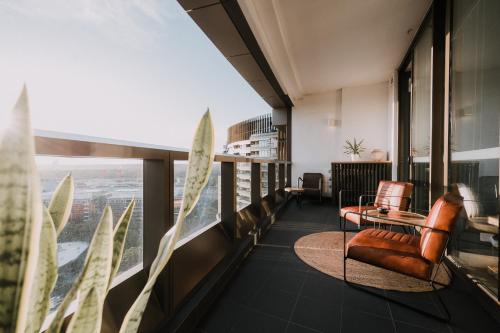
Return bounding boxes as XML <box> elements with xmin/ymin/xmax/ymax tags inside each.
<box><xmin>331</xmin><ymin>162</ymin><xmax>392</xmax><ymax>206</ymax></box>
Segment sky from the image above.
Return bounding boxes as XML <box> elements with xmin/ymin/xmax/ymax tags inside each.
<box><xmin>0</xmin><ymin>0</ymin><xmax>271</xmax><ymax>152</ymax></box>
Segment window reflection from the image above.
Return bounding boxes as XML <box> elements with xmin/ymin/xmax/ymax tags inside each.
<box><xmin>448</xmin><ymin>0</ymin><xmax>499</xmax><ymax>300</ymax></box>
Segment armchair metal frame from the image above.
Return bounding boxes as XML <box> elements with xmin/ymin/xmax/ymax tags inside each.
<box><xmin>341</xmin><ymin>210</ymin><xmax>453</xmax><ymax>322</ymax></box>
<box><xmin>338</xmin><ymin>189</ymin><xmax>412</xmax><ymax>229</ymax></box>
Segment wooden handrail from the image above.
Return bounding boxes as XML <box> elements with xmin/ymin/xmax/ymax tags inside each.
<box><xmin>34</xmin><ymin>130</ymin><xmax>291</xmax><ymax>164</ymax></box>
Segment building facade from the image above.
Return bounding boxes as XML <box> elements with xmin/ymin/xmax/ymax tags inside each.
<box><xmin>225</xmin><ymin>113</ymin><xmax>282</xmax><ymax>209</ymax></box>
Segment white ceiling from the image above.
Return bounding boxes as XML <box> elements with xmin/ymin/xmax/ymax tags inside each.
<box><xmin>239</xmin><ymin>0</ymin><xmax>432</xmax><ymax>103</ymax></box>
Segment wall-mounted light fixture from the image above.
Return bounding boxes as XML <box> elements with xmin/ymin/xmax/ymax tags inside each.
<box><xmin>328</xmin><ymin>118</ymin><xmax>341</xmax><ymax>128</ymax></box>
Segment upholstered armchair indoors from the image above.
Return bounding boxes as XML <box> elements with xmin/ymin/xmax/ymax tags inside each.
<box><xmin>339</xmin><ymin>180</ymin><xmax>413</xmax><ymax>228</ymax></box>
<box><xmin>342</xmin><ymin>193</ymin><xmax>463</xmax><ymax>322</ymax></box>
<box><xmin>298</xmin><ymin>173</ymin><xmax>323</xmax><ymax>202</ymax></box>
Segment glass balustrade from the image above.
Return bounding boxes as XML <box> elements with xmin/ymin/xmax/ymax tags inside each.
<box><xmin>36</xmin><ymin>156</ymin><xmax>143</xmax><ymax>311</ymax></box>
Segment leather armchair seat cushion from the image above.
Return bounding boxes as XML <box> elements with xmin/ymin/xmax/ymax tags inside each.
<box><xmin>340</xmin><ymin>205</ymin><xmax>376</xmax><ymax>225</ymax></box>
<box><xmin>347</xmin><ymin>229</ymin><xmax>432</xmax><ymax>280</ymax></box>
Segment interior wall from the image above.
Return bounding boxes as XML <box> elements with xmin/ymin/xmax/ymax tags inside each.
<box><xmin>292</xmin><ymin>81</ymin><xmax>390</xmax><ymax>195</ymax></box>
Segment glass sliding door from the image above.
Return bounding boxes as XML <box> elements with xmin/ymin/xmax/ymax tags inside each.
<box><xmin>410</xmin><ymin>17</ymin><xmax>433</xmax><ymax>212</ymax></box>
<box><xmin>448</xmin><ymin>0</ymin><xmax>499</xmax><ymax>301</ymax></box>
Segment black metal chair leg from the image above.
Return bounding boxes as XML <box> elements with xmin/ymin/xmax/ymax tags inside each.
<box><xmin>431</xmin><ymin>281</ymin><xmax>451</xmax><ymax>322</ymax></box>
<box><xmin>343</xmin><ymin>257</ymin><xmax>451</xmax><ymax>323</ymax></box>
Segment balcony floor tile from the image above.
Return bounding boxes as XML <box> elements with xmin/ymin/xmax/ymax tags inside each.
<box><xmin>196</xmin><ymin>201</ymin><xmax>500</xmax><ymax>333</ymax></box>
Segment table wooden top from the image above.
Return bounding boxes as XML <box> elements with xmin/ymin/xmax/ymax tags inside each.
<box><xmin>362</xmin><ymin>209</ymin><xmax>427</xmax><ymax>227</ymax></box>
<box><xmin>285</xmin><ymin>187</ymin><xmax>305</xmax><ymax>193</ymax></box>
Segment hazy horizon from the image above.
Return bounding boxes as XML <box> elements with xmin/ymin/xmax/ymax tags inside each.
<box><xmin>0</xmin><ymin>0</ymin><xmax>271</xmax><ymax>152</ymax></box>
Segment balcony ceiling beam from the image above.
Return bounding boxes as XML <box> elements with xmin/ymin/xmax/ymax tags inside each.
<box><xmin>177</xmin><ymin>0</ymin><xmax>293</xmax><ymax>109</ymax></box>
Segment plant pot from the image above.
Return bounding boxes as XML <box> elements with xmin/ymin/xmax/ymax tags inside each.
<box><xmin>350</xmin><ymin>154</ymin><xmax>361</xmax><ymax>161</ymax></box>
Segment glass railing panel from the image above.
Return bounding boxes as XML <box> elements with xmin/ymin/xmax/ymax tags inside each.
<box><xmin>37</xmin><ymin>156</ymin><xmax>143</xmax><ymax>311</ymax></box>
<box><xmin>174</xmin><ymin>161</ymin><xmax>221</xmax><ymax>241</ymax></box>
<box><xmin>261</xmin><ymin>163</ymin><xmax>268</xmax><ymax>197</ymax></box>
<box><xmin>236</xmin><ymin>162</ymin><xmax>252</xmax><ymax>211</ymax></box>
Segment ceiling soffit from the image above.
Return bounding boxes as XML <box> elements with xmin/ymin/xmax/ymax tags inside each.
<box><xmin>239</xmin><ymin>0</ymin><xmax>432</xmax><ymax>103</ymax></box>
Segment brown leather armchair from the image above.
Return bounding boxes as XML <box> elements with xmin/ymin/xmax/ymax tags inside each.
<box><xmin>342</xmin><ymin>192</ymin><xmax>463</xmax><ymax>322</ymax></box>
<box><xmin>339</xmin><ymin>180</ymin><xmax>413</xmax><ymax>228</ymax></box>
<box><xmin>298</xmin><ymin>173</ymin><xmax>323</xmax><ymax>202</ymax></box>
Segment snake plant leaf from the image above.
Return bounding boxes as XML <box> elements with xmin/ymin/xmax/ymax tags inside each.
<box><xmin>65</xmin><ymin>287</ymin><xmax>101</xmax><ymax>333</ymax></box>
<box><xmin>0</xmin><ymin>86</ymin><xmax>43</xmax><ymax>333</ymax></box>
<box><xmin>47</xmin><ymin>206</ymin><xmax>113</xmax><ymax>333</ymax></box>
<box><xmin>109</xmin><ymin>199</ymin><xmax>136</xmax><ymax>288</ymax></box>
<box><xmin>48</xmin><ymin>174</ymin><xmax>74</xmax><ymax>236</ymax></box>
<box><xmin>24</xmin><ymin>207</ymin><xmax>58</xmax><ymax>333</ymax></box>
<box><xmin>74</xmin><ymin>205</ymin><xmax>113</xmax><ymax>304</ymax></box>
<box><xmin>119</xmin><ymin>110</ymin><xmax>214</xmax><ymax>333</ymax></box>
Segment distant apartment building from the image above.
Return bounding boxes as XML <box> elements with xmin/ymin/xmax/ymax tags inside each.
<box><xmin>225</xmin><ymin>114</ymin><xmax>285</xmax><ymax>209</ymax></box>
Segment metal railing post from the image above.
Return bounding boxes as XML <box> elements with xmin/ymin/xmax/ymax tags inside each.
<box><xmin>221</xmin><ymin>161</ymin><xmax>237</xmax><ymax>239</ymax></box>
<box><xmin>251</xmin><ymin>163</ymin><xmax>261</xmax><ymax>207</ymax></box>
<box><xmin>286</xmin><ymin>163</ymin><xmax>292</xmax><ymax>187</ymax></box>
<box><xmin>143</xmin><ymin>156</ymin><xmax>174</xmax><ymax>317</ymax></box>
<box><xmin>268</xmin><ymin>163</ymin><xmax>276</xmax><ymax>199</ymax></box>
<box><xmin>279</xmin><ymin>163</ymin><xmax>285</xmax><ymax>190</ymax></box>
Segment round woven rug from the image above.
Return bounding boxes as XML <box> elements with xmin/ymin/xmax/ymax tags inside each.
<box><xmin>294</xmin><ymin>231</ymin><xmax>450</xmax><ymax>292</ymax></box>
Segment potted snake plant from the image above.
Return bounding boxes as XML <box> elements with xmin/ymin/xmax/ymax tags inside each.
<box><xmin>343</xmin><ymin>137</ymin><xmax>365</xmax><ymax>161</ymax></box>
<box><xmin>0</xmin><ymin>86</ymin><xmax>214</xmax><ymax>333</ymax></box>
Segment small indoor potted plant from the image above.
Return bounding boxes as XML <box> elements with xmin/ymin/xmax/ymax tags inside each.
<box><xmin>343</xmin><ymin>137</ymin><xmax>365</xmax><ymax>161</ymax></box>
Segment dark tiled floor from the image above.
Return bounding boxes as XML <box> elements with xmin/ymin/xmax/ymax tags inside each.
<box><xmin>196</xmin><ymin>202</ymin><xmax>500</xmax><ymax>333</ymax></box>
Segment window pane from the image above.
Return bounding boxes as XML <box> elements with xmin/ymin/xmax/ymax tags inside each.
<box><xmin>411</xmin><ymin>16</ymin><xmax>433</xmax><ymax>212</ymax></box>
<box><xmin>37</xmin><ymin>156</ymin><xmax>143</xmax><ymax>311</ymax></box>
<box><xmin>174</xmin><ymin>161</ymin><xmax>221</xmax><ymax>240</ymax></box>
<box><xmin>449</xmin><ymin>0</ymin><xmax>499</xmax><ymax>300</ymax></box>
<box><xmin>411</xmin><ymin>19</ymin><xmax>433</xmax><ymax>159</ymax></box>
<box><xmin>237</xmin><ymin>162</ymin><xmax>251</xmax><ymax>210</ymax></box>
<box><xmin>450</xmin><ymin>0</ymin><xmax>500</xmax><ymax>152</ymax></box>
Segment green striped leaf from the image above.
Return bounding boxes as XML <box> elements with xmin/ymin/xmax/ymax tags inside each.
<box><xmin>119</xmin><ymin>110</ymin><xmax>214</xmax><ymax>333</ymax></box>
<box><xmin>75</xmin><ymin>205</ymin><xmax>113</xmax><ymax>304</ymax></box>
<box><xmin>48</xmin><ymin>174</ymin><xmax>74</xmax><ymax>236</ymax></box>
<box><xmin>66</xmin><ymin>288</ymin><xmax>101</xmax><ymax>333</ymax></box>
<box><xmin>47</xmin><ymin>206</ymin><xmax>113</xmax><ymax>333</ymax></box>
<box><xmin>0</xmin><ymin>86</ymin><xmax>43</xmax><ymax>333</ymax></box>
<box><xmin>109</xmin><ymin>199</ymin><xmax>136</xmax><ymax>288</ymax></box>
<box><xmin>24</xmin><ymin>207</ymin><xmax>57</xmax><ymax>333</ymax></box>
